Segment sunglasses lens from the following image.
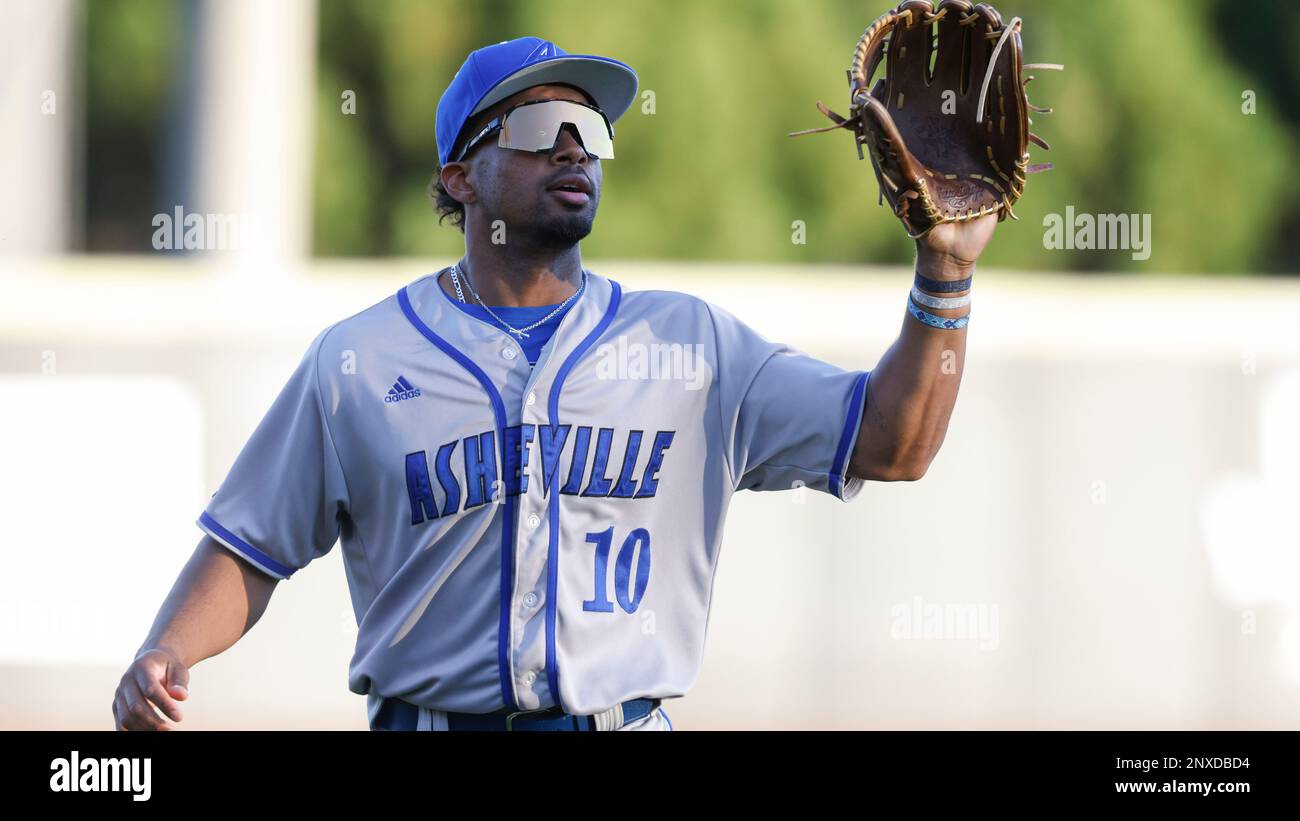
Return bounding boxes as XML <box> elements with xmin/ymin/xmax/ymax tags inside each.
<box><xmin>499</xmin><ymin>100</ymin><xmax>615</xmax><ymax>159</ymax></box>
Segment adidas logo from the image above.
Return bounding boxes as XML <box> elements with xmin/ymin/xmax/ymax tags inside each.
<box><xmin>384</xmin><ymin>375</ymin><xmax>422</xmax><ymax>404</ymax></box>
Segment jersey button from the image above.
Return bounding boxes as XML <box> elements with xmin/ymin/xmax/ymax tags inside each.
<box><xmin>523</xmin><ymin>671</ymin><xmax>538</xmax><ymax>686</ymax></box>
<box><xmin>523</xmin><ymin>592</ymin><xmax>539</xmax><ymax>608</ymax></box>
<box><xmin>526</xmin><ymin>391</ymin><xmax>536</xmax><ymax>406</ymax></box>
<box><xmin>502</xmin><ymin>347</ymin><xmax>517</xmax><ymax>361</ymax></box>
<box><xmin>526</xmin><ymin>514</ymin><xmax>541</xmax><ymax>529</ymax></box>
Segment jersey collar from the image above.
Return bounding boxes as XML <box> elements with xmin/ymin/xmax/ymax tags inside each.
<box><xmin>398</xmin><ymin>267</ymin><xmax>620</xmax><ymax>381</ymax></box>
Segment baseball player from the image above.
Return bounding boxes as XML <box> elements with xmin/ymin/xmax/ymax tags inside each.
<box><xmin>114</xmin><ymin>15</ymin><xmax>1026</xmax><ymax>730</ymax></box>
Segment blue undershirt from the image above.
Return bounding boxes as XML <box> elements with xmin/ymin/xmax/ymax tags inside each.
<box><xmin>448</xmin><ymin>300</ymin><xmax>572</xmax><ymax>367</ymax></box>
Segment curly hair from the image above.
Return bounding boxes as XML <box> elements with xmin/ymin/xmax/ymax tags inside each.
<box><xmin>429</xmin><ymin>101</ymin><xmax>497</xmax><ymax>234</ymax></box>
<box><xmin>428</xmin><ymin>168</ymin><xmax>466</xmax><ymax>233</ymax></box>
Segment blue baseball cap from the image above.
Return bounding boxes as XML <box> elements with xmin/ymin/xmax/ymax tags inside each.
<box><xmin>435</xmin><ymin>36</ymin><xmax>639</xmax><ymax>167</ymax></box>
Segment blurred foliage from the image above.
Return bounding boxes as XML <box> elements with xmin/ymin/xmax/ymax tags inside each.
<box><xmin>83</xmin><ymin>0</ymin><xmax>1299</xmax><ymax>273</ymax></box>
<box><xmin>309</xmin><ymin>0</ymin><xmax>1298</xmax><ymax>273</ymax></box>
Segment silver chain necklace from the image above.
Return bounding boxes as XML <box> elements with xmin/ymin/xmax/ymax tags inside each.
<box><xmin>449</xmin><ymin>260</ymin><xmax>586</xmax><ymax>339</ymax></box>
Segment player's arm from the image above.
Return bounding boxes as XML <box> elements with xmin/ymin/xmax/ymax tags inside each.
<box><xmin>112</xmin><ymin>534</ymin><xmax>279</xmax><ymax>730</ymax></box>
<box><xmin>846</xmin><ymin>215</ymin><xmax>994</xmax><ymax>482</ymax></box>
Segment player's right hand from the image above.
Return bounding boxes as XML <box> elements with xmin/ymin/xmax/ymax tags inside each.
<box><xmin>112</xmin><ymin>648</ymin><xmax>190</xmax><ymax>731</ymax></box>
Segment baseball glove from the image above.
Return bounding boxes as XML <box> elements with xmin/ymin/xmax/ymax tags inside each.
<box><xmin>790</xmin><ymin>0</ymin><xmax>1061</xmax><ymax>239</ymax></box>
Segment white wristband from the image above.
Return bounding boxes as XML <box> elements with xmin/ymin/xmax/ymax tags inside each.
<box><xmin>910</xmin><ymin>286</ymin><xmax>971</xmax><ymax>310</ymax></box>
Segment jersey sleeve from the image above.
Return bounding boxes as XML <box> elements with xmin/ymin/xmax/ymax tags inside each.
<box><xmin>707</xmin><ymin>301</ymin><xmax>871</xmax><ymax>501</ymax></box>
<box><xmin>196</xmin><ymin>327</ymin><xmax>350</xmax><ymax>579</ymax></box>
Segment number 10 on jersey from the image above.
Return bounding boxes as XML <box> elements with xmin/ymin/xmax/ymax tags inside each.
<box><xmin>582</xmin><ymin>526</ymin><xmax>651</xmax><ymax>614</ymax></box>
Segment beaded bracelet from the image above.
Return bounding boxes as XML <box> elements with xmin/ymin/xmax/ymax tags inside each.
<box><xmin>907</xmin><ymin>292</ymin><xmax>970</xmax><ymax>330</ymax></box>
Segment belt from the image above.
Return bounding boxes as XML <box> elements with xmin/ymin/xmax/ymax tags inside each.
<box><xmin>372</xmin><ymin>696</ymin><xmax>661</xmax><ymax>732</ymax></box>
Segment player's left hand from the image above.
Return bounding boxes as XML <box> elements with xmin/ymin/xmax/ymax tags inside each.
<box><xmin>916</xmin><ymin>212</ymin><xmax>997</xmax><ymax>275</ymax></box>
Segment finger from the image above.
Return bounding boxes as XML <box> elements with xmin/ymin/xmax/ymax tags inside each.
<box><xmin>144</xmin><ymin>680</ymin><xmax>184</xmax><ymax>723</ymax></box>
<box><xmin>121</xmin><ymin>687</ymin><xmax>165</xmax><ymax>731</ymax></box>
<box><xmin>133</xmin><ymin>665</ymin><xmax>183</xmax><ymax>721</ymax></box>
<box><xmin>962</xmin><ymin>6</ymin><xmax>1026</xmax><ymax>172</ymax></box>
<box><xmin>884</xmin><ymin>0</ymin><xmax>939</xmax><ymax>95</ymax></box>
<box><xmin>112</xmin><ymin>696</ymin><xmax>127</xmax><ymax>731</ymax></box>
<box><xmin>166</xmin><ymin>658</ymin><xmax>191</xmax><ymax>701</ymax></box>
<box><xmin>851</xmin><ymin>6</ymin><xmax>898</xmax><ymax>102</ymax></box>
<box><xmin>113</xmin><ymin>700</ymin><xmax>142</xmax><ymax>732</ymax></box>
<box><xmin>962</xmin><ymin>3</ymin><xmax>1005</xmax><ymax>103</ymax></box>
<box><xmin>120</xmin><ymin>680</ymin><xmax>169</xmax><ymax>731</ymax></box>
<box><xmin>931</xmin><ymin>0</ymin><xmax>974</xmax><ymax>95</ymax></box>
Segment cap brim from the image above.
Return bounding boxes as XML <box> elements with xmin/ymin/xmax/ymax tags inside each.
<box><xmin>470</xmin><ymin>55</ymin><xmax>640</xmax><ymax>125</ymax></box>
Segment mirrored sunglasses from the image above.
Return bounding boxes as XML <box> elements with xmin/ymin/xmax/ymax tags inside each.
<box><xmin>453</xmin><ymin>98</ymin><xmax>615</xmax><ymax>162</ymax></box>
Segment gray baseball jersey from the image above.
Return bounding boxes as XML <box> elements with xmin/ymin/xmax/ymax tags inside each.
<box><xmin>197</xmin><ymin>269</ymin><xmax>871</xmax><ymax>720</ymax></box>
